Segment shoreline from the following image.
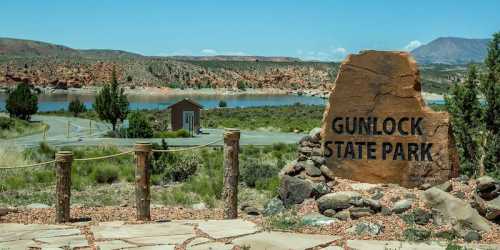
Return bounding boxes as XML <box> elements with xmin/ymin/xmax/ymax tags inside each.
<box><xmin>0</xmin><ymin>84</ymin><xmax>445</xmax><ymax>102</ymax></box>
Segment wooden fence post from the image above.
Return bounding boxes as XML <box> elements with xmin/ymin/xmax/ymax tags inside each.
<box><xmin>134</xmin><ymin>142</ymin><xmax>152</xmax><ymax>221</ymax></box>
<box><xmin>55</xmin><ymin>151</ymin><xmax>73</xmax><ymax>223</ymax></box>
<box><xmin>223</xmin><ymin>128</ymin><xmax>240</xmax><ymax>219</ymax></box>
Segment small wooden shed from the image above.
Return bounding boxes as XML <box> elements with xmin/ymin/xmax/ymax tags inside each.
<box><xmin>168</xmin><ymin>98</ymin><xmax>203</xmax><ymax>134</ymax></box>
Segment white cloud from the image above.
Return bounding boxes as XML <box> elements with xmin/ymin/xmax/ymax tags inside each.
<box><xmin>333</xmin><ymin>47</ymin><xmax>347</xmax><ymax>54</ymax></box>
<box><xmin>403</xmin><ymin>40</ymin><xmax>422</xmax><ymax>51</ymax></box>
<box><xmin>201</xmin><ymin>48</ymin><xmax>217</xmax><ymax>55</ymax></box>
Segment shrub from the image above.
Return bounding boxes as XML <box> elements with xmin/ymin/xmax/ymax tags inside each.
<box><xmin>6</xmin><ymin>82</ymin><xmax>38</xmax><ymax>121</ymax></box>
<box><xmin>92</xmin><ymin>164</ymin><xmax>120</xmax><ymax>184</ymax></box>
<box><xmin>68</xmin><ymin>98</ymin><xmax>86</xmax><ymax>117</ymax></box>
<box><xmin>218</xmin><ymin>100</ymin><xmax>227</xmax><ymax>108</ymax></box>
<box><xmin>403</xmin><ymin>228</ymin><xmax>431</xmax><ymax>241</ymax></box>
<box><xmin>127</xmin><ymin>111</ymin><xmax>153</xmax><ymax>138</ymax></box>
<box><xmin>0</xmin><ymin>117</ymin><xmax>14</xmax><ymax>130</ymax></box>
<box><xmin>240</xmin><ymin>159</ymin><xmax>280</xmax><ymax>187</ymax></box>
<box><xmin>161</xmin><ymin>154</ymin><xmax>200</xmax><ymax>182</ymax></box>
<box><xmin>154</xmin><ymin>129</ymin><xmax>190</xmax><ymax>138</ymax></box>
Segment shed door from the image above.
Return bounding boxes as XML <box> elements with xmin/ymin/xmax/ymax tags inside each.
<box><xmin>182</xmin><ymin>111</ymin><xmax>194</xmax><ymax>134</ymax></box>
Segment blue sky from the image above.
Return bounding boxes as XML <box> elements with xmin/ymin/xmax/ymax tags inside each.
<box><xmin>1</xmin><ymin>0</ymin><xmax>499</xmax><ymax>61</ymax></box>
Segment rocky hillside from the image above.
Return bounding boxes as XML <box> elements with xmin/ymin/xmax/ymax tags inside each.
<box><xmin>411</xmin><ymin>37</ymin><xmax>490</xmax><ymax>65</ymax></box>
<box><xmin>0</xmin><ymin>37</ymin><xmax>467</xmax><ymax>94</ymax></box>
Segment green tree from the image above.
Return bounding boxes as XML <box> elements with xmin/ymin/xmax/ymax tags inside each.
<box><xmin>445</xmin><ymin>65</ymin><xmax>482</xmax><ymax>176</ymax></box>
<box><xmin>127</xmin><ymin>111</ymin><xmax>153</xmax><ymax>138</ymax></box>
<box><xmin>218</xmin><ymin>100</ymin><xmax>227</xmax><ymax>108</ymax></box>
<box><xmin>68</xmin><ymin>98</ymin><xmax>86</xmax><ymax>117</ymax></box>
<box><xmin>5</xmin><ymin>83</ymin><xmax>38</xmax><ymax>121</ymax></box>
<box><xmin>94</xmin><ymin>68</ymin><xmax>129</xmax><ymax>131</ymax></box>
<box><xmin>481</xmin><ymin>32</ymin><xmax>500</xmax><ymax>174</ymax></box>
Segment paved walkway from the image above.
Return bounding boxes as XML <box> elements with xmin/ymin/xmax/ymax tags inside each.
<box><xmin>0</xmin><ymin>220</ymin><xmax>498</xmax><ymax>250</ymax></box>
<box><xmin>4</xmin><ymin>114</ymin><xmax>306</xmax><ymax>148</ymax></box>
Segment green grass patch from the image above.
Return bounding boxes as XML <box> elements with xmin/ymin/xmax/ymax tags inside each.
<box><xmin>0</xmin><ymin>117</ymin><xmax>47</xmax><ymax>139</ymax></box>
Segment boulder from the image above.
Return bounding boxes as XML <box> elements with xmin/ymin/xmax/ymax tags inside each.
<box><xmin>347</xmin><ymin>222</ymin><xmax>383</xmax><ymax>236</ymax></box>
<box><xmin>349</xmin><ymin>207</ymin><xmax>374</xmax><ymax>219</ymax></box>
<box><xmin>321</xmin><ymin>51</ymin><xmax>459</xmax><ymax>188</ymax></box>
<box><xmin>371</xmin><ymin>191</ymin><xmax>384</xmax><ymax>200</ymax></box>
<box><xmin>316</xmin><ymin>191</ymin><xmax>362</xmax><ymax>212</ymax></box>
<box><xmin>350</xmin><ymin>183</ymin><xmax>379</xmax><ymax>192</ymax></box>
<box><xmin>305</xmin><ymin>162</ymin><xmax>322</xmax><ymax>177</ymax></box>
<box><xmin>435</xmin><ymin>181</ymin><xmax>452</xmax><ymax>192</ymax></box>
<box><xmin>422</xmin><ymin>188</ymin><xmax>491</xmax><ymax>232</ymax></box>
<box><xmin>310</xmin><ymin>156</ymin><xmax>326</xmax><ymax>166</ymax></box>
<box><xmin>362</xmin><ymin>198</ymin><xmax>381</xmax><ymax>212</ymax></box>
<box><xmin>302</xmin><ymin>212</ymin><xmax>337</xmax><ymax>226</ymax></box>
<box><xmin>333</xmin><ymin>210</ymin><xmax>350</xmax><ymax>221</ymax></box>
<box><xmin>243</xmin><ymin>206</ymin><xmax>260</xmax><ymax>216</ymax></box>
<box><xmin>474</xmin><ymin>194</ymin><xmax>500</xmax><ymax>221</ymax></box>
<box><xmin>312</xmin><ymin>182</ymin><xmax>331</xmax><ymax>198</ymax></box>
<box><xmin>279</xmin><ymin>176</ymin><xmax>313</xmax><ymax>207</ymax></box>
<box><xmin>464</xmin><ymin>231</ymin><xmax>482</xmax><ymax>242</ymax></box>
<box><xmin>309</xmin><ymin>127</ymin><xmax>322</xmax><ymax>141</ymax></box>
<box><xmin>476</xmin><ymin>176</ymin><xmax>497</xmax><ymax>192</ymax></box>
<box><xmin>392</xmin><ymin>199</ymin><xmax>413</xmax><ymax>214</ymax></box>
<box><xmin>263</xmin><ymin>197</ymin><xmax>285</xmax><ymax>216</ymax></box>
<box><xmin>323</xmin><ymin>209</ymin><xmax>336</xmax><ymax>217</ymax></box>
<box><xmin>320</xmin><ymin>165</ymin><xmax>336</xmax><ymax>180</ymax></box>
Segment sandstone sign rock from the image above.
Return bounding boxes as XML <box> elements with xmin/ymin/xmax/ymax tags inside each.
<box><xmin>321</xmin><ymin>51</ymin><xmax>459</xmax><ymax>187</ymax></box>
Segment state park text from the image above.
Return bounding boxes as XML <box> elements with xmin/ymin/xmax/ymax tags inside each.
<box><xmin>323</xmin><ymin>116</ymin><xmax>433</xmax><ymax>161</ymax></box>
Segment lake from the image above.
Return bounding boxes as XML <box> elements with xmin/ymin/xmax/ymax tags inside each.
<box><xmin>0</xmin><ymin>92</ymin><xmax>445</xmax><ymax>112</ymax></box>
<box><xmin>0</xmin><ymin>93</ymin><xmax>329</xmax><ymax>112</ymax></box>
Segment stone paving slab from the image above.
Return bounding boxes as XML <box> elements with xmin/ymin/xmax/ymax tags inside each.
<box><xmin>195</xmin><ymin>219</ymin><xmax>259</xmax><ymax>239</ymax></box>
<box><xmin>187</xmin><ymin>241</ymin><xmax>234</xmax><ymax>250</ymax></box>
<box><xmin>345</xmin><ymin>240</ymin><xmax>500</xmax><ymax>250</ymax></box>
<box><xmin>231</xmin><ymin>231</ymin><xmax>339</xmax><ymax>250</ymax></box>
<box><xmin>0</xmin><ymin>223</ymin><xmax>88</xmax><ymax>250</ymax></box>
<box><xmin>91</xmin><ymin>221</ymin><xmax>195</xmax><ymax>239</ymax></box>
<box><xmin>127</xmin><ymin>234</ymin><xmax>194</xmax><ymax>245</ymax></box>
<box><xmin>95</xmin><ymin>239</ymin><xmax>137</xmax><ymax>250</ymax></box>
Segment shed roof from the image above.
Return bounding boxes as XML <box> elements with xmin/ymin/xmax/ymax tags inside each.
<box><xmin>167</xmin><ymin>98</ymin><xmax>203</xmax><ymax>109</ymax></box>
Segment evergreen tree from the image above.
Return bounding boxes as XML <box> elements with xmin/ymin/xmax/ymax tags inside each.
<box><xmin>94</xmin><ymin>68</ymin><xmax>129</xmax><ymax>131</ymax></box>
<box><xmin>481</xmin><ymin>32</ymin><xmax>500</xmax><ymax>173</ymax></box>
<box><xmin>5</xmin><ymin>83</ymin><xmax>38</xmax><ymax>121</ymax></box>
<box><xmin>127</xmin><ymin>111</ymin><xmax>153</xmax><ymax>138</ymax></box>
<box><xmin>68</xmin><ymin>98</ymin><xmax>86</xmax><ymax>117</ymax></box>
<box><xmin>445</xmin><ymin>65</ymin><xmax>482</xmax><ymax>176</ymax></box>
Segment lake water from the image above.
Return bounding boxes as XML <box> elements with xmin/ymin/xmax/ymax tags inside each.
<box><xmin>0</xmin><ymin>92</ymin><xmax>445</xmax><ymax>112</ymax></box>
<box><xmin>0</xmin><ymin>93</ymin><xmax>329</xmax><ymax>112</ymax></box>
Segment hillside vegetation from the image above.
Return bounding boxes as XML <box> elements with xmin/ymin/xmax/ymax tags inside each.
<box><xmin>0</xmin><ymin>37</ymin><xmax>469</xmax><ymax>94</ymax></box>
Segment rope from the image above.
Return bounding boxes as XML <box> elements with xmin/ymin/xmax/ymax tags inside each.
<box><xmin>74</xmin><ymin>150</ymin><xmax>133</xmax><ymax>162</ymax></box>
<box><xmin>152</xmin><ymin>139</ymin><xmax>223</xmax><ymax>153</ymax></box>
<box><xmin>0</xmin><ymin>160</ymin><xmax>56</xmax><ymax>170</ymax></box>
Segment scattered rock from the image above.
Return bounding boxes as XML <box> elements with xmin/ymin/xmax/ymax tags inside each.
<box><xmin>263</xmin><ymin>197</ymin><xmax>285</xmax><ymax>216</ymax></box>
<box><xmin>320</xmin><ymin>165</ymin><xmax>336</xmax><ymax>180</ymax></box>
<box><xmin>362</xmin><ymin>198</ymin><xmax>381</xmax><ymax>212</ymax></box>
<box><xmin>422</xmin><ymin>187</ymin><xmax>491</xmax><ymax>232</ymax></box>
<box><xmin>464</xmin><ymin>230</ymin><xmax>482</xmax><ymax>242</ymax></box>
<box><xmin>476</xmin><ymin>176</ymin><xmax>497</xmax><ymax>192</ymax></box>
<box><xmin>26</xmin><ymin>203</ymin><xmax>50</xmax><ymax>209</ymax></box>
<box><xmin>243</xmin><ymin>206</ymin><xmax>260</xmax><ymax>216</ymax></box>
<box><xmin>310</xmin><ymin>156</ymin><xmax>326</xmax><ymax>166</ymax></box>
<box><xmin>457</xmin><ymin>175</ymin><xmax>470</xmax><ymax>184</ymax></box>
<box><xmin>347</xmin><ymin>222</ymin><xmax>383</xmax><ymax>236</ymax></box>
<box><xmin>333</xmin><ymin>210</ymin><xmax>350</xmax><ymax>221</ymax></box>
<box><xmin>350</xmin><ymin>183</ymin><xmax>379</xmax><ymax>192</ymax></box>
<box><xmin>371</xmin><ymin>191</ymin><xmax>384</xmax><ymax>200</ymax></box>
<box><xmin>453</xmin><ymin>191</ymin><xmax>466</xmax><ymax>199</ymax></box>
<box><xmin>279</xmin><ymin>176</ymin><xmax>313</xmax><ymax>207</ymax></box>
<box><xmin>381</xmin><ymin>206</ymin><xmax>392</xmax><ymax>216</ymax></box>
<box><xmin>316</xmin><ymin>191</ymin><xmax>362</xmax><ymax>212</ymax></box>
<box><xmin>349</xmin><ymin>207</ymin><xmax>374</xmax><ymax>219</ymax></box>
<box><xmin>312</xmin><ymin>182</ymin><xmax>331</xmax><ymax>198</ymax></box>
<box><xmin>309</xmin><ymin>127</ymin><xmax>322</xmax><ymax>141</ymax></box>
<box><xmin>305</xmin><ymin>162</ymin><xmax>322</xmax><ymax>177</ymax></box>
<box><xmin>475</xmin><ymin>194</ymin><xmax>500</xmax><ymax>221</ymax></box>
<box><xmin>302</xmin><ymin>212</ymin><xmax>337</xmax><ymax>226</ymax></box>
<box><xmin>323</xmin><ymin>209</ymin><xmax>336</xmax><ymax>217</ymax></box>
<box><xmin>392</xmin><ymin>199</ymin><xmax>412</xmax><ymax>214</ymax></box>
<box><xmin>0</xmin><ymin>208</ymin><xmax>17</xmax><ymax>217</ymax></box>
<box><xmin>435</xmin><ymin>181</ymin><xmax>452</xmax><ymax>192</ymax></box>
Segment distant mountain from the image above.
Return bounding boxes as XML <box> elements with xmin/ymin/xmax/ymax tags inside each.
<box><xmin>168</xmin><ymin>55</ymin><xmax>301</xmax><ymax>62</ymax></box>
<box><xmin>0</xmin><ymin>37</ymin><xmax>142</xmax><ymax>58</ymax></box>
<box><xmin>411</xmin><ymin>37</ymin><xmax>490</xmax><ymax>64</ymax></box>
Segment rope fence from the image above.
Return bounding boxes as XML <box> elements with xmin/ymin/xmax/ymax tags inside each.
<box><xmin>0</xmin><ymin>128</ymin><xmax>241</xmax><ymax>223</ymax></box>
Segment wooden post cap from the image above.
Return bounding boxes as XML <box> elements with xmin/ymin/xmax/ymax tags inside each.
<box><xmin>55</xmin><ymin>151</ymin><xmax>73</xmax><ymax>162</ymax></box>
<box><xmin>134</xmin><ymin>142</ymin><xmax>152</xmax><ymax>152</ymax></box>
<box><xmin>224</xmin><ymin>128</ymin><xmax>240</xmax><ymax>141</ymax></box>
